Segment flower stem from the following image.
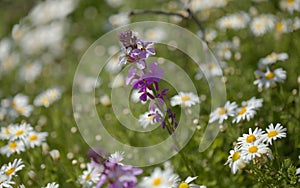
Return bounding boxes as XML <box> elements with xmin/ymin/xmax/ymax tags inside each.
<box><xmin>273</xmin><ymin>141</ymin><xmax>280</xmax><ymax>169</ymax></box>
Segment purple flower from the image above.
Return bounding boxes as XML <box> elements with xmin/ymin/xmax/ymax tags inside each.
<box><xmin>119</xmin><ymin>30</ymin><xmax>137</xmax><ymax>48</ymax></box>
<box><xmin>126</xmin><ymin>67</ymin><xmax>140</xmax><ymax>85</ymax></box>
<box><xmin>137</xmin><ymin>40</ymin><xmax>156</xmax><ymax>59</ymax></box>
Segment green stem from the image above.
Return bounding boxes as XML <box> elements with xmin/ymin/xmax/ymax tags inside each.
<box><xmin>273</xmin><ymin>141</ymin><xmax>280</xmax><ymax>169</ymax></box>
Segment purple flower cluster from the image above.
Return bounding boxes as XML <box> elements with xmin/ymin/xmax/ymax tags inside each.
<box><xmin>119</xmin><ymin>30</ymin><xmax>155</xmax><ymax>70</ymax></box>
<box><xmin>119</xmin><ymin>30</ymin><xmax>178</xmax><ymax>132</ymax></box>
<box><xmin>88</xmin><ymin>150</ymin><xmax>143</xmax><ymax>188</ymax></box>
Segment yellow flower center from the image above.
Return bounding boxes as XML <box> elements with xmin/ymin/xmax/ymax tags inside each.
<box><xmin>11</xmin><ymin>101</ymin><xmax>16</xmax><ymax>108</ymax></box>
<box><xmin>16</xmin><ymin>130</ymin><xmax>24</xmax><ymax>136</ymax></box>
<box><xmin>265</xmin><ymin>72</ymin><xmax>275</xmax><ymax>80</ymax></box>
<box><xmin>41</xmin><ymin>98</ymin><xmax>49</xmax><ymax>105</ymax></box>
<box><xmin>86</xmin><ymin>173</ymin><xmax>91</xmax><ymax>180</ymax></box>
<box><xmin>147</xmin><ymin>114</ymin><xmax>155</xmax><ymax>121</ymax></box>
<box><xmin>152</xmin><ymin>177</ymin><xmax>162</xmax><ymax>186</ymax></box>
<box><xmin>232</xmin><ymin>151</ymin><xmax>240</xmax><ymax>161</ymax></box>
<box><xmin>4</xmin><ymin>128</ymin><xmax>10</xmax><ymax>135</ymax></box>
<box><xmin>268</xmin><ymin>130</ymin><xmax>278</xmax><ymax>138</ymax></box>
<box><xmin>179</xmin><ymin>182</ymin><xmax>189</xmax><ymax>188</ymax></box>
<box><xmin>16</xmin><ymin>107</ymin><xmax>24</xmax><ymax>113</ymax></box>
<box><xmin>218</xmin><ymin>107</ymin><xmax>227</xmax><ymax>115</ymax></box>
<box><xmin>246</xmin><ymin>135</ymin><xmax>256</xmax><ymax>143</ymax></box>
<box><xmin>181</xmin><ymin>95</ymin><xmax>190</xmax><ymax>102</ymax></box>
<box><xmin>5</xmin><ymin>168</ymin><xmax>15</xmax><ymax>176</ymax></box>
<box><xmin>238</xmin><ymin>107</ymin><xmax>247</xmax><ymax>115</ymax></box>
<box><xmin>29</xmin><ymin>135</ymin><xmax>38</xmax><ymax>141</ymax></box>
<box><xmin>8</xmin><ymin>142</ymin><xmax>17</xmax><ymax>149</ymax></box>
<box><xmin>276</xmin><ymin>22</ymin><xmax>283</xmax><ymax>31</ymax></box>
<box><xmin>209</xmin><ymin>63</ymin><xmax>215</xmax><ymax>70</ymax></box>
<box><xmin>287</xmin><ymin>0</ymin><xmax>294</xmax><ymax>4</ymax></box>
<box><xmin>248</xmin><ymin>146</ymin><xmax>258</xmax><ymax>153</ymax></box>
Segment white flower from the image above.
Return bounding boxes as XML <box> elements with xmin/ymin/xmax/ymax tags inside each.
<box><xmin>34</xmin><ymin>87</ymin><xmax>62</xmax><ymax>107</ymax></box>
<box><xmin>0</xmin><ymin>125</ymin><xmax>14</xmax><ymax>140</ymax></box>
<box><xmin>214</xmin><ymin>41</ymin><xmax>237</xmax><ymax>60</ymax></box>
<box><xmin>0</xmin><ymin>174</ymin><xmax>14</xmax><ymax>188</ymax></box>
<box><xmin>176</xmin><ymin>176</ymin><xmax>199</xmax><ymax>188</ymax></box>
<box><xmin>240</xmin><ymin>141</ymin><xmax>269</xmax><ymax>161</ymax></box>
<box><xmin>0</xmin><ymin>140</ymin><xmax>26</xmax><ymax>157</ymax></box>
<box><xmin>9</xmin><ymin>122</ymin><xmax>33</xmax><ymax>141</ymax></box>
<box><xmin>280</xmin><ymin>0</ymin><xmax>300</xmax><ymax>14</ymax></box>
<box><xmin>43</xmin><ymin>182</ymin><xmax>59</xmax><ymax>188</ymax></box>
<box><xmin>170</xmin><ymin>92</ymin><xmax>199</xmax><ymax>108</ymax></box>
<box><xmin>250</xmin><ymin>14</ymin><xmax>276</xmax><ymax>36</ymax></box>
<box><xmin>145</xmin><ymin>27</ymin><xmax>167</xmax><ymax>42</ymax></box>
<box><xmin>275</xmin><ymin>20</ymin><xmax>293</xmax><ymax>33</ymax></box>
<box><xmin>209</xmin><ymin>101</ymin><xmax>237</xmax><ymax>124</ymax></box>
<box><xmin>19</xmin><ymin>62</ymin><xmax>42</xmax><ymax>83</ymax></box>
<box><xmin>254</xmin><ymin>67</ymin><xmax>286</xmax><ymax>89</ymax></box>
<box><xmin>25</xmin><ymin>131</ymin><xmax>48</xmax><ymax>148</ymax></box>
<box><xmin>258</xmin><ymin>52</ymin><xmax>288</xmax><ymax>68</ymax></box>
<box><xmin>189</xmin><ymin>0</ymin><xmax>228</xmax><ymax>11</ymax></box>
<box><xmin>263</xmin><ymin>123</ymin><xmax>287</xmax><ymax>145</ymax></box>
<box><xmin>109</xmin><ymin>12</ymin><xmax>130</xmax><ymax>27</ymax></box>
<box><xmin>241</xmin><ymin>97</ymin><xmax>263</xmax><ymax>109</ymax></box>
<box><xmin>232</xmin><ymin>105</ymin><xmax>257</xmax><ymax>123</ymax></box>
<box><xmin>28</xmin><ymin>0</ymin><xmax>77</xmax><ymax>25</ymax></box>
<box><xmin>138</xmin><ymin>167</ymin><xmax>177</xmax><ymax>188</ymax></box>
<box><xmin>49</xmin><ymin>150</ymin><xmax>60</xmax><ymax>161</ymax></box>
<box><xmin>292</xmin><ymin>17</ymin><xmax>300</xmax><ymax>30</ymax></box>
<box><xmin>109</xmin><ymin>151</ymin><xmax>125</xmax><ymax>164</ymax></box>
<box><xmin>78</xmin><ymin>76</ymin><xmax>101</xmax><ymax>93</ymax></box>
<box><xmin>237</xmin><ymin>128</ymin><xmax>265</xmax><ymax>146</ymax></box>
<box><xmin>226</xmin><ymin>146</ymin><xmax>247</xmax><ymax>174</ymax></box>
<box><xmin>2</xmin><ymin>159</ymin><xmax>25</xmax><ymax>177</ymax></box>
<box><xmin>10</xmin><ymin>94</ymin><xmax>33</xmax><ymax>118</ymax></box>
<box><xmin>139</xmin><ymin>109</ymin><xmax>163</xmax><ymax>129</ymax></box>
<box><xmin>79</xmin><ymin>162</ymin><xmax>102</xmax><ymax>186</ymax></box>
<box><xmin>99</xmin><ymin>95</ymin><xmax>111</xmax><ymax>107</ymax></box>
<box><xmin>217</xmin><ymin>12</ymin><xmax>250</xmax><ymax>30</ymax></box>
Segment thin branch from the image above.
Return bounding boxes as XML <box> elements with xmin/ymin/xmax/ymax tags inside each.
<box><xmin>186</xmin><ymin>8</ymin><xmax>205</xmax><ymax>36</ymax></box>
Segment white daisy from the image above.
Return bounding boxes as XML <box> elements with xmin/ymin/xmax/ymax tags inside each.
<box><xmin>10</xmin><ymin>122</ymin><xmax>33</xmax><ymax>141</ymax></box>
<box><xmin>254</xmin><ymin>67</ymin><xmax>286</xmax><ymax>89</ymax></box>
<box><xmin>138</xmin><ymin>108</ymin><xmax>163</xmax><ymax>129</ymax></box>
<box><xmin>0</xmin><ymin>124</ymin><xmax>14</xmax><ymax>140</ymax></box>
<box><xmin>170</xmin><ymin>92</ymin><xmax>199</xmax><ymax>108</ymax></box>
<box><xmin>237</xmin><ymin>128</ymin><xmax>265</xmax><ymax>146</ymax></box>
<box><xmin>0</xmin><ymin>140</ymin><xmax>26</xmax><ymax>157</ymax></box>
<box><xmin>258</xmin><ymin>52</ymin><xmax>288</xmax><ymax>68</ymax></box>
<box><xmin>280</xmin><ymin>0</ymin><xmax>300</xmax><ymax>14</ymax></box>
<box><xmin>0</xmin><ymin>174</ymin><xmax>14</xmax><ymax>188</ymax></box>
<box><xmin>217</xmin><ymin>12</ymin><xmax>250</xmax><ymax>30</ymax></box>
<box><xmin>28</xmin><ymin>0</ymin><xmax>77</xmax><ymax>25</ymax></box>
<box><xmin>176</xmin><ymin>176</ymin><xmax>199</xmax><ymax>188</ymax></box>
<box><xmin>292</xmin><ymin>17</ymin><xmax>300</xmax><ymax>30</ymax></box>
<box><xmin>3</xmin><ymin>159</ymin><xmax>25</xmax><ymax>177</ymax></box>
<box><xmin>240</xmin><ymin>141</ymin><xmax>269</xmax><ymax>161</ymax></box>
<box><xmin>275</xmin><ymin>20</ymin><xmax>293</xmax><ymax>33</ymax></box>
<box><xmin>232</xmin><ymin>105</ymin><xmax>257</xmax><ymax>123</ymax></box>
<box><xmin>241</xmin><ymin>97</ymin><xmax>263</xmax><ymax>109</ymax></box>
<box><xmin>138</xmin><ymin>168</ymin><xmax>176</xmax><ymax>188</ymax></box>
<box><xmin>25</xmin><ymin>131</ymin><xmax>48</xmax><ymax>148</ymax></box>
<box><xmin>43</xmin><ymin>182</ymin><xmax>59</xmax><ymax>188</ymax></box>
<box><xmin>109</xmin><ymin>151</ymin><xmax>124</xmax><ymax>164</ymax></box>
<box><xmin>34</xmin><ymin>87</ymin><xmax>62</xmax><ymax>107</ymax></box>
<box><xmin>19</xmin><ymin>62</ymin><xmax>42</xmax><ymax>83</ymax></box>
<box><xmin>108</xmin><ymin>12</ymin><xmax>130</xmax><ymax>27</ymax></box>
<box><xmin>250</xmin><ymin>14</ymin><xmax>276</xmax><ymax>36</ymax></box>
<box><xmin>226</xmin><ymin>146</ymin><xmax>247</xmax><ymax>174</ymax></box>
<box><xmin>79</xmin><ymin>162</ymin><xmax>102</xmax><ymax>186</ymax></box>
<box><xmin>10</xmin><ymin>94</ymin><xmax>33</xmax><ymax>118</ymax></box>
<box><xmin>263</xmin><ymin>123</ymin><xmax>287</xmax><ymax>145</ymax></box>
<box><xmin>209</xmin><ymin>101</ymin><xmax>237</xmax><ymax>124</ymax></box>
